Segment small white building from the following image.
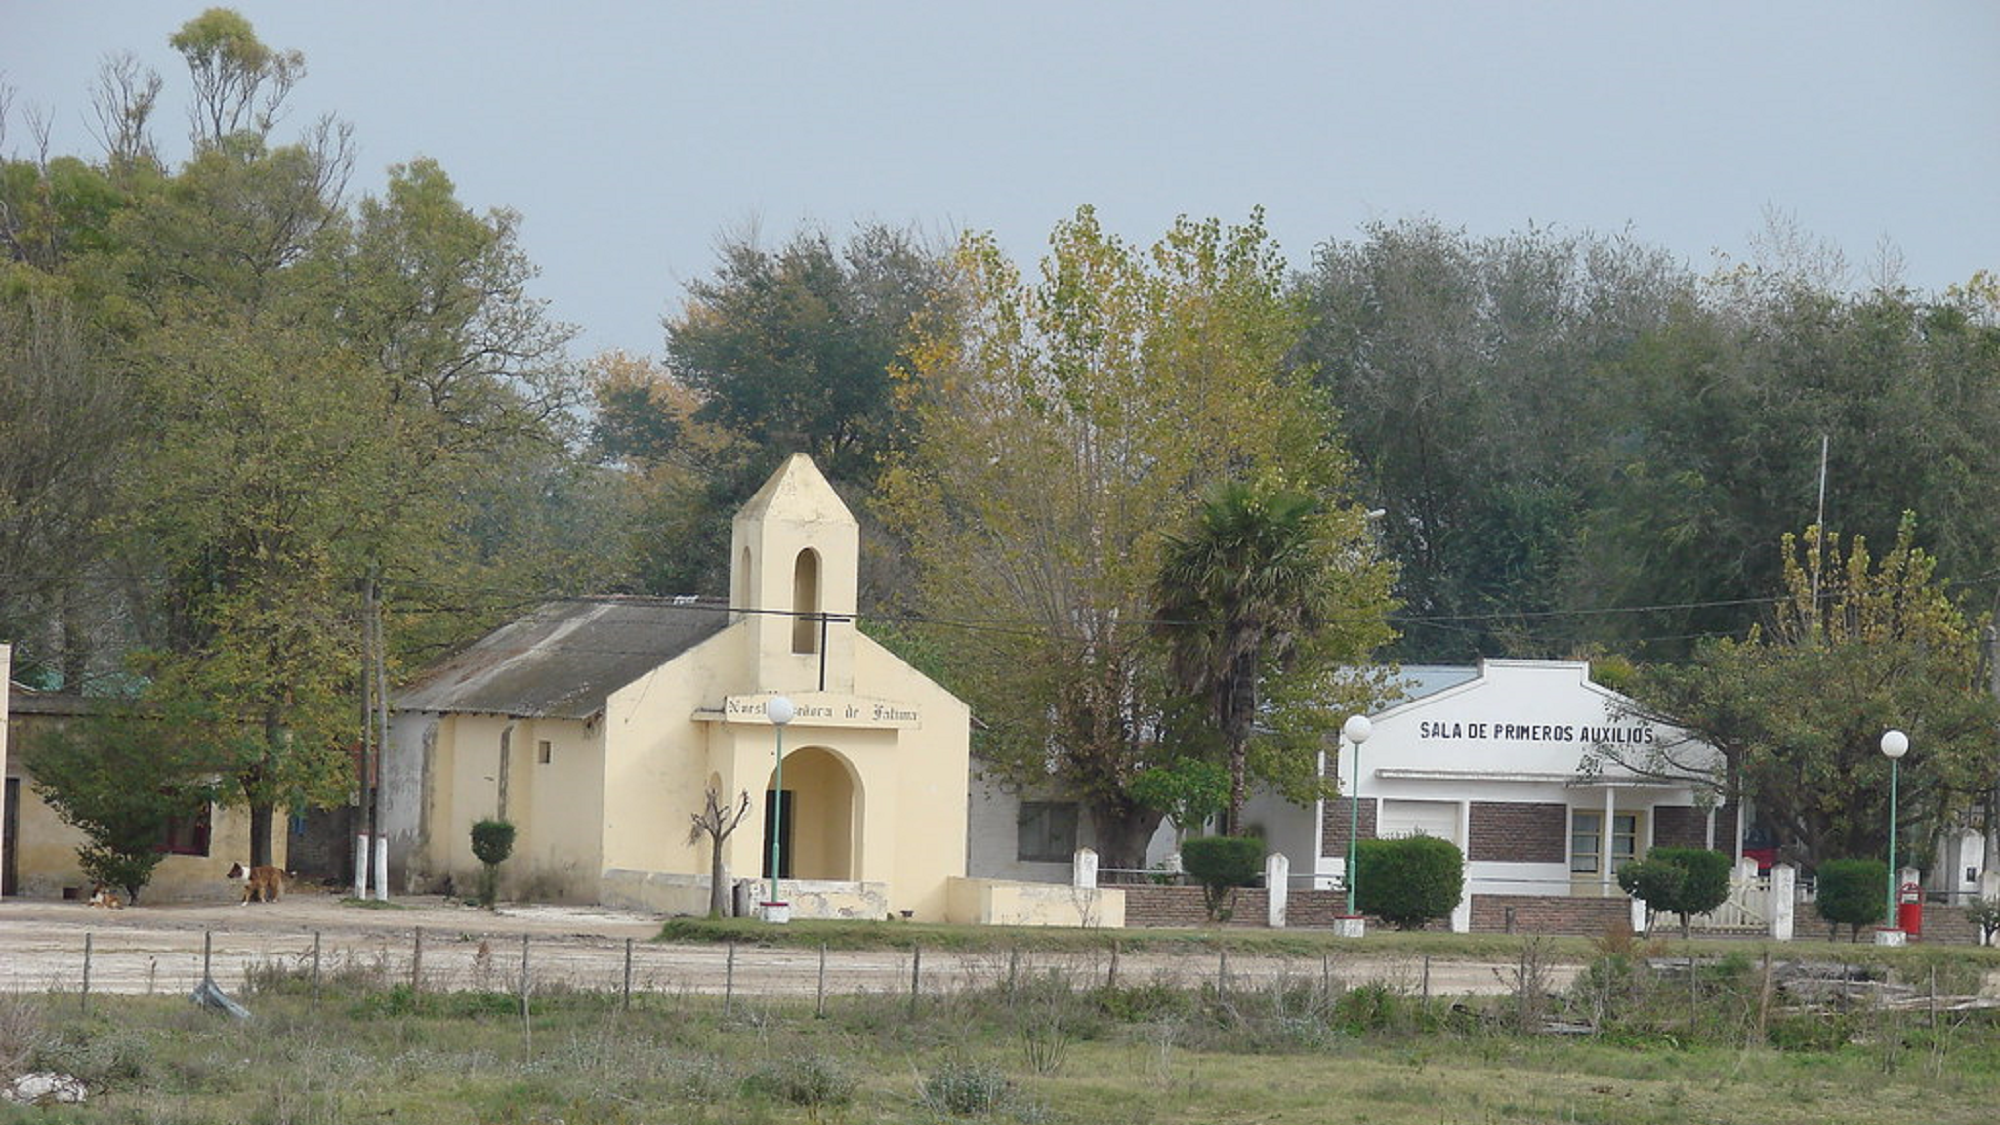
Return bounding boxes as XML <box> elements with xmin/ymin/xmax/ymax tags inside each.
<box><xmin>1246</xmin><ymin>659</ymin><xmax>1726</xmax><ymax>909</ymax></box>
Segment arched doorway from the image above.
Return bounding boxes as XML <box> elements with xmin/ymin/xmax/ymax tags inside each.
<box><xmin>763</xmin><ymin>746</ymin><xmax>859</xmax><ymax>881</ymax></box>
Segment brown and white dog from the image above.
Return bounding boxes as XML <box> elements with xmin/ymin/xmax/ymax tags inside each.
<box><xmin>88</xmin><ymin>884</ymin><xmax>124</xmax><ymax>909</ymax></box>
<box><xmin>227</xmin><ymin>861</ymin><xmax>286</xmax><ymax>904</ymax></box>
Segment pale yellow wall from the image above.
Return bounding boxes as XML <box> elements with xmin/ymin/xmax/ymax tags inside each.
<box><xmin>602</xmin><ymin>624</ymin><xmax>752</xmax><ymax>883</ymax></box>
<box><xmin>856</xmin><ymin>634</ymin><xmax>972</xmax><ymax>920</ymax></box>
<box><xmin>514</xmin><ymin>718</ymin><xmax>607</xmax><ymax>901</ymax></box>
<box><xmin>595</xmin><ymin>623</ymin><xmax>970</xmax><ymax>921</ymax></box>
<box><xmin>5</xmin><ymin>787</ymin><xmax>268</xmax><ymax>904</ymax></box>
<box><xmin>4</xmin><ymin>697</ymin><xmax>282</xmax><ymax>904</ymax></box>
<box><xmin>784</xmin><ymin>748</ymin><xmax>854</xmax><ymax>880</ymax></box>
<box><xmin>730</xmin><ymin>454</ymin><xmax>860</xmax><ymax>693</ymax></box>
<box><xmin>946</xmin><ymin>877</ymin><xmax>1126</xmax><ymax>928</ymax></box>
<box><xmin>418</xmin><ymin>712</ymin><xmax>610</xmax><ymax>902</ymax></box>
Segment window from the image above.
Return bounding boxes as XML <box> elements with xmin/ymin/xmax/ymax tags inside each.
<box><xmin>537</xmin><ymin>739</ymin><xmax>553</xmax><ymax>765</ymax></box>
<box><xmin>1017</xmin><ymin>801</ymin><xmax>1078</xmax><ymax>864</ymax></box>
<box><xmin>159</xmin><ymin>801</ymin><xmax>212</xmax><ymax>857</ymax></box>
<box><xmin>1569</xmin><ymin>812</ymin><xmax>1600</xmax><ymax>873</ymax></box>
<box><xmin>1570</xmin><ymin>810</ymin><xmax>1638</xmax><ymax>874</ymax></box>
<box><xmin>792</xmin><ymin>549</ymin><xmax>821</xmax><ymax>654</ymax></box>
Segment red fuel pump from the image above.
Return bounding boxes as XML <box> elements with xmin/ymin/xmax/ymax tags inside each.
<box><xmin>1896</xmin><ymin>882</ymin><xmax>1923</xmax><ymax>938</ymax></box>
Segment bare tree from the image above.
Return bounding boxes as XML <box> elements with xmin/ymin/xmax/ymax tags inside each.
<box><xmin>89</xmin><ymin>51</ymin><xmax>162</xmax><ymax>171</ymax></box>
<box><xmin>688</xmin><ymin>786</ymin><xmax>754</xmax><ymax>919</ymax></box>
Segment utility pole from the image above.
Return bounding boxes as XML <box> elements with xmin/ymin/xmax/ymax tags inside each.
<box><xmin>1984</xmin><ymin>611</ymin><xmax>1999</xmax><ymax>883</ymax></box>
<box><xmin>356</xmin><ymin>577</ymin><xmax>375</xmax><ymax>900</ymax></box>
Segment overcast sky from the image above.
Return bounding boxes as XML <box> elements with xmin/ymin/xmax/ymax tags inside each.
<box><xmin>9</xmin><ymin>2</ymin><xmax>1998</xmax><ymax>358</ymax></box>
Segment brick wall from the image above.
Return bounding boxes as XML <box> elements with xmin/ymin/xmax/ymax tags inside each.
<box><xmin>1321</xmin><ymin>798</ymin><xmax>1377</xmax><ymax>857</ymax></box>
<box><xmin>1122</xmin><ymin>885</ymin><xmax>1355</xmax><ymax>928</ymax></box>
<box><xmin>1466</xmin><ymin>801</ymin><xmax>1566</xmax><ymax>863</ymax></box>
<box><xmin>1470</xmin><ymin>894</ymin><xmax>1632</xmax><ymax>935</ymax></box>
<box><xmin>1651</xmin><ymin>805</ymin><xmax>1707</xmax><ymax>849</ymax></box>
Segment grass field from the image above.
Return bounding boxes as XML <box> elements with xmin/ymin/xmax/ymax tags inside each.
<box><xmin>4</xmin><ymin>923</ymin><xmax>1999</xmax><ymax>1123</ymax></box>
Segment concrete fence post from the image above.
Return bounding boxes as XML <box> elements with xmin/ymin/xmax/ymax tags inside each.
<box><xmin>1266</xmin><ymin>853</ymin><xmax>1289</xmax><ymax>928</ymax></box>
<box><xmin>1769</xmin><ymin>863</ymin><xmax>1796</xmax><ymax>942</ymax></box>
<box><xmin>1072</xmin><ymin>847</ymin><xmax>1099</xmax><ymax>890</ymax></box>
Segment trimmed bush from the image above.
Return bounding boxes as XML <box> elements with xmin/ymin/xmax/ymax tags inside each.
<box><xmin>1180</xmin><ymin>834</ymin><xmax>1264</xmax><ymax>921</ymax></box>
<box><xmin>1617</xmin><ymin>846</ymin><xmax>1732</xmax><ymax>938</ymax></box>
<box><xmin>1355</xmin><ymin>834</ymin><xmax>1464</xmax><ymax>930</ymax></box>
<box><xmin>470</xmin><ymin>818</ymin><xmax>516</xmax><ymax>908</ymax></box>
<box><xmin>1814</xmin><ymin>858</ymin><xmax>1887</xmax><ymax>942</ymax></box>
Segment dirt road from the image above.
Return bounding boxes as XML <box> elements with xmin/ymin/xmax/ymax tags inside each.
<box><xmin>0</xmin><ymin>889</ymin><xmax>1569</xmax><ymax>1000</ymax></box>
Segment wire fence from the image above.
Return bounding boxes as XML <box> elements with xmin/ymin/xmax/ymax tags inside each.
<box><xmin>4</xmin><ymin>925</ymin><xmax>1562</xmax><ymax>1016</ymax></box>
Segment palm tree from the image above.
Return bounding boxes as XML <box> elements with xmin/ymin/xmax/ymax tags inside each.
<box><xmin>1153</xmin><ymin>479</ymin><xmax>1337</xmax><ymax>831</ymax></box>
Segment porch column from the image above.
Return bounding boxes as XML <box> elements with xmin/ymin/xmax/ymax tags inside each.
<box><xmin>1602</xmin><ymin>786</ymin><xmax>1617</xmax><ymax>896</ymax></box>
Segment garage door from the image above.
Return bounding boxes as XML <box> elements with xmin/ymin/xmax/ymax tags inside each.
<box><xmin>1378</xmin><ymin>799</ymin><xmax>1460</xmax><ymax>843</ymax></box>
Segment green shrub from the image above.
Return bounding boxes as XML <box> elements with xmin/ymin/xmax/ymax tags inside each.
<box><xmin>1616</xmin><ymin>847</ymin><xmax>1732</xmax><ymax>938</ymax></box>
<box><xmin>744</xmin><ymin>1052</ymin><xmax>855</xmax><ymax>1109</ymax></box>
<box><xmin>1815</xmin><ymin>858</ymin><xmax>1888</xmax><ymax>941</ymax></box>
<box><xmin>1354</xmin><ymin>834</ymin><xmax>1464</xmax><ymax>930</ymax></box>
<box><xmin>1180</xmin><ymin>835</ymin><xmax>1264</xmax><ymax>921</ymax></box>
<box><xmin>470</xmin><ymin>818</ymin><xmax>516</xmax><ymax>908</ymax></box>
<box><xmin>922</xmin><ymin>1057</ymin><xmax>1013</xmax><ymax>1115</ymax></box>
<box><xmin>1331</xmin><ymin>982</ymin><xmax>1405</xmax><ymax>1033</ymax></box>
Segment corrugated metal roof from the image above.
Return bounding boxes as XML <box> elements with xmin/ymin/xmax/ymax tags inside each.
<box><xmin>1386</xmin><ymin>664</ymin><xmax>1480</xmax><ymax>705</ymax></box>
<box><xmin>392</xmin><ymin>598</ymin><xmax>733</xmax><ymax>719</ymax></box>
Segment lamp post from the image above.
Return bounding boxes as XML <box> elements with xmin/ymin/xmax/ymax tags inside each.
<box><xmin>1881</xmin><ymin>728</ymin><xmax>1908</xmax><ymax>936</ymax></box>
<box><xmin>1342</xmin><ymin>714</ymin><xmax>1374</xmax><ymax>917</ymax></box>
<box><xmin>766</xmin><ymin>695</ymin><xmax>795</xmax><ymax>910</ymax></box>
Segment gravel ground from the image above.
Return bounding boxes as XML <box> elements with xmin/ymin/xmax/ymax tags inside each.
<box><xmin>0</xmin><ymin>888</ymin><xmax>1572</xmax><ymax>1000</ymax></box>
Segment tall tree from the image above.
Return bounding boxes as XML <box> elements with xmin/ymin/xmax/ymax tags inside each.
<box><xmin>1612</xmin><ymin>516</ymin><xmax>2000</xmax><ymax>871</ymax></box>
<box><xmin>55</xmin><ymin>12</ymin><xmax>599</xmax><ymax>864</ymax></box>
<box><xmin>666</xmin><ymin>222</ymin><xmax>947</xmax><ymax>484</ymax></box>
<box><xmin>1153</xmin><ymin>478</ymin><xmax>1392</xmax><ymax>829</ymax></box>
<box><xmin>639</xmin><ymin>221</ymin><xmax>949</xmax><ymax>601</ymax></box>
<box><xmin>1293</xmin><ymin>219</ymin><xmax>1691</xmax><ymax>660</ymax></box>
<box><xmin>881</xmin><ymin>207</ymin><xmax>1391</xmax><ymax>869</ymax></box>
<box><xmin>170</xmin><ymin>6</ymin><xmax>305</xmax><ymax>147</ymax></box>
<box><xmin>0</xmin><ymin>292</ymin><xmax>130</xmax><ymax>687</ymax></box>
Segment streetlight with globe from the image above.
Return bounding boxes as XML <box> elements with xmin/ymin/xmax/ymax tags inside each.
<box><xmin>765</xmin><ymin>695</ymin><xmax>796</xmax><ymax>916</ymax></box>
<box><xmin>1879</xmin><ymin>728</ymin><xmax>1908</xmax><ymax>943</ymax></box>
<box><xmin>1342</xmin><ymin>714</ymin><xmax>1374</xmax><ymax>922</ymax></box>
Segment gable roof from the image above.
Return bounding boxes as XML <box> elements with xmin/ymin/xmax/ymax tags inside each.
<box><xmin>393</xmin><ymin>598</ymin><xmax>732</xmax><ymax>720</ymax></box>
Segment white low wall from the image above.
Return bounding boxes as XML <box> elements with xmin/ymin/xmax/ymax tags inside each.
<box><xmin>599</xmin><ymin>869</ymin><xmax>713</xmax><ymax>916</ymax></box>
<box><xmin>946</xmin><ymin>877</ymin><xmax>1125</xmax><ymax>928</ymax></box>
<box><xmin>599</xmin><ymin>870</ymin><xmax>892</xmax><ymax>920</ymax></box>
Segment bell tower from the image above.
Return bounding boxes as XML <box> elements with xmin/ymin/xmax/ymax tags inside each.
<box><xmin>729</xmin><ymin>454</ymin><xmax>859</xmax><ymax>692</ymax></box>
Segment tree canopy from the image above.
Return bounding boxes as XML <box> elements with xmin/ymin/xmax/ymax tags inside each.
<box><xmin>880</xmin><ymin>207</ymin><xmax>1394</xmax><ymax>868</ymax></box>
<box><xmin>1614</xmin><ymin>516</ymin><xmax>2000</xmax><ymax>872</ymax></box>
<box><xmin>2</xmin><ymin>11</ymin><xmax>614</xmax><ymax>866</ymax></box>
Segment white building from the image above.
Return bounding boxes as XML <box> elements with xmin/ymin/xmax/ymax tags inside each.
<box><xmin>1248</xmin><ymin>659</ymin><xmax>1725</xmax><ymax>911</ymax></box>
<box><xmin>971</xmin><ymin>660</ymin><xmax>1729</xmax><ymax>913</ymax></box>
